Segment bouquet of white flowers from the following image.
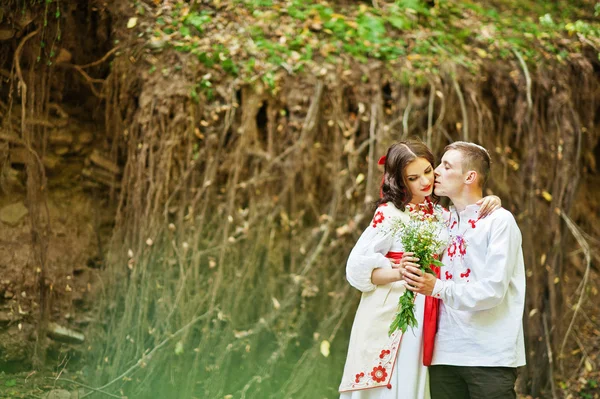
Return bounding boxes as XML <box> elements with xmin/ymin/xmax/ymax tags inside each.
<box><xmin>388</xmin><ymin>202</ymin><xmax>447</xmax><ymax>336</ymax></box>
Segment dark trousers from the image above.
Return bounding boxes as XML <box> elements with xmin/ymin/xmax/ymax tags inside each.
<box><xmin>430</xmin><ymin>365</ymin><xmax>518</xmax><ymax>399</ymax></box>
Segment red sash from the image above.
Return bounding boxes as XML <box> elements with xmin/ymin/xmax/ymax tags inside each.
<box><xmin>385</xmin><ymin>251</ymin><xmax>438</xmax><ymax>367</ymax></box>
<box><xmin>423</xmin><ymin>265</ymin><xmax>440</xmax><ymax>366</ymax></box>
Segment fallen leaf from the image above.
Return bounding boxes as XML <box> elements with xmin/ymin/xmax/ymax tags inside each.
<box><xmin>272</xmin><ymin>297</ymin><xmax>280</xmax><ymax>310</ymax></box>
<box><xmin>320</xmin><ymin>340</ymin><xmax>330</xmax><ymax>357</ymax></box>
<box><xmin>175</xmin><ymin>341</ymin><xmax>184</xmax><ymax>355</ymax></box>
<box><xmin>127</xmin><ymin>17</ymin><xmax>138</xmax><ymax>29</ymax></box>
<box><xmin>541</xmin><ymin>191</ymin><xmax>552</xmax><ymax>202</ymax></box>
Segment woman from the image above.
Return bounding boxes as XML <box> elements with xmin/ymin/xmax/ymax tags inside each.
<box><xmin>339</xmin><ymin>140</ymin><xmax>500</xmax><ymax>398</ymax></box>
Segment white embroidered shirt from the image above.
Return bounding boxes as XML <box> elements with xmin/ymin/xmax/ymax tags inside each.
<box><xmin>431</xmin><ymin>204</ymin><xmax>526</xmax><ymax>367</ymax></box>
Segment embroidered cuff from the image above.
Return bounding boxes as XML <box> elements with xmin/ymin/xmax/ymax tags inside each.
<box><xmin>432</xmin><ymin>279</ymin><xmax>445</xmax><ymax>299</ymax></box>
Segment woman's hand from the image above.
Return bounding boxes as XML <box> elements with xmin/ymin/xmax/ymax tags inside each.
<box><xmin>371</xmin><ymin>252</ymin><xmax>420</xmax><ymax>286</ymax></box>
<box><xmin>477</xmin><ymin>195</ymin><xmax>501</xmax><ymax>218</ymax></box>
<box><xmin>395</xmin><ymin>252</ymin><xmax>420</xmax><ymax>277</ymax></box>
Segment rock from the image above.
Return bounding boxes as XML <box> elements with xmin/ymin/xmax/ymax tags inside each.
<box><xmin>77</xmin><ymin>131</ymin><xmax>94</xmax><ymax>145</ymax></box>
<box><xmin>54</xmin><ymin>146</ymin><xmax>70</xmax><ymax>156</ymax></box>
<box><xmin>89</xmin><ymin>150</ymin><xmax>120</xmax><ymax>175</ymax></box>
<box><xmin>0</xmin><ymin>311</ymin><xmax>12</xmax><ymax>326</ymax></box>
<box><xmin>81</xmin><ymin>167</ymin><xmax>119</xmax><ymax>188</ymax></box>
<box><xmin>49</xmin><ymin>130</ymin><xmax>74</xmax><ymax>146</ymax></box>
<box><xmin>0</xmin><ymin>26</ymin><xmax>14</xmax><ymax>41</ymax></box>
<box><xmin>9</xmin><ymin>147</ymin><xmax>29</xmax><ymax>165</ymax></box>
<box><xmin>0</xmin><ymin>202</ymin><xmax>28</xmax><ymax>226</ymax></box>
<box><xmin>43</xmin><ymin>154</ymin><xmax>61</xmax><ymax>171</ymax></box>
<box><xmin>47</xmin><ymin>322</ymin><xmax>85</xmax><ymax>344</ymax></box>
<box><xmin>42</xmin><ymin>389</ymin><xmax>71</xmax><ymax>399</ymax></box>
<box><xmin>55</xmin><ymin>48</ymin><xmax>72</xmax><ymax>64</ymax></box>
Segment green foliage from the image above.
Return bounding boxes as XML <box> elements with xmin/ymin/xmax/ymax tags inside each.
<box><xmin>140</xmin><ymin>0</ymin><xmax>599</xmax><ymax>92</ymax></box>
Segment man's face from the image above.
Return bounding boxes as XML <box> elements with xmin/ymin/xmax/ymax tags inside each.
<box><xmin>434</xmin><ymin>149</ymin><xmax>466</xmax><ymax>198</ymax></box>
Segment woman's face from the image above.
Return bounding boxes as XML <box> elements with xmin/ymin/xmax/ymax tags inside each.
<box><xmin>405</xmin><ymin>157</ymin><xmax>434</xmax><ymax>204</ymax></box>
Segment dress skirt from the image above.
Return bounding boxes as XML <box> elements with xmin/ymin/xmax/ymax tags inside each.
<box><xmin>339</xmin><ymin>293</ymin><xmax>430</xmax><ymax>399</ymax></box>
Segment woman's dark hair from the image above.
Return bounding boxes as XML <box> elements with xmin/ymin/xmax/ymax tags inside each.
<box><xmin>375</xmin><ymin>140</ymin><xmax>439</xmax><ymax>210</ymax></box>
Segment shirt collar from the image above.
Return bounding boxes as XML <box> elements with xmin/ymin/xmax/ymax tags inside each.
<box><xmin>449</xmin><ymin>203</ymin><xmax>481</xmax><ymax>221</ymax></box>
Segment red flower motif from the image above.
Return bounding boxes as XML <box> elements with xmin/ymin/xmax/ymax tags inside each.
<box><xmin>445</xmin><ymin>271</ymin><xmax>453</xmax><ymax>280</ymax></box>
<box><xmin>450</xmin><ymin>220</ymin><xmax>457</xmax><ymax>229</ymax></box>
<box><xmin>379</xmin><ymin>349</ymin><xmax>391</xmax><ymax>359</ymax></box>
<box><xmin>372</xmin><ymin>211</ymin><xmax>385</xmax><ymax>228</ymax></box>
<box><xmin>370</xmin><ymin>366</ymin><xmax>388</xmax><ymax>383</ymax></box>
<box><xmin>447</xmin><ymin>243</ymin><xmax>456</xmax><ymax>257</ymax></box>
<box><xmin>468</xmin><ymin>219</ymin><xmax>478</xmax><ymax>229</ymax></box>
<box><xmin>460</xmin><ymin>268</ymin><xmax>471</xmax><ymax>278</ymax></box>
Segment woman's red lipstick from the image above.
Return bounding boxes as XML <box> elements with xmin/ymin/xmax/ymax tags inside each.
<box><xmin>421</xmin><ymin>184</ymin><xmax>432</xmax><ymax>192</ymax></box>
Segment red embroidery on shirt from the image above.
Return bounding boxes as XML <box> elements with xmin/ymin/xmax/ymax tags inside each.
<box><xmin>468</xmin><ymin>219</ymin><xmax>478</xmax><ymax>228</ymax></box>
<box><xmin>460</xmin><ymin>268</ymin><xmax>471</xmax><ymax>278</ymax></box>
<box><xmin>379</xmin><ymin>203</ymin><xmax>388</xmax><ymax>207</ymax></box>
<box><xmin>372</xmin><ymin>211</ymin><xmax>385</xmax><ymax>228</ymax></box>
<box><xmin>458</xmin><ymin>237</ymin><xmax>467</xmax><ymax>256</ymax></box>
<box><xmin>445</xmin><ymin>271</ymin><xmax>453</xmax><ymax>280</ymax></box>
<box><xmin>450</xmin><ymin>220</ymin><xmax>457</xmax><ymax>229</ymax></box>
<box><xmin>387</xmin><ymin>383</ymin><xmax>392</xmax><ymax>389</ymax></box>
<box><xmin>447</xmin><ymin>243</ymin><xmax>457</xmax><ymax>257</ymax></box>
<box><xmin>379</xmin><ymin>349</ymin><xmax>391</xmax><ymax>359</ymax></box>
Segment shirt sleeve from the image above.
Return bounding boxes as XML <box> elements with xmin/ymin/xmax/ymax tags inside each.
<box><xmin>434</xmin><ymin>214</ymin><xmax>522</xmax><ymax>311</ymax></box>
<box><xmin>346</xmin><ymin>206</ymin><xmax>396</xmax><ymax>292</ymax></box>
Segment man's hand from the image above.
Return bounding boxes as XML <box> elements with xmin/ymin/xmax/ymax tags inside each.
<box><xmin>403</xmin><ymin>265</ymin><xmax>437</xmax><ymax>296</ymax></box>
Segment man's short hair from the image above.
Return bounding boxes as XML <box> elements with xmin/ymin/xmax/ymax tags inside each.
<box><xmin>444</xmin><ymin>141</ymin><xmax>491</xmax><ymax>188</ymax></box>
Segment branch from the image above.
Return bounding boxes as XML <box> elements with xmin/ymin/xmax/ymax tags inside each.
<box><xmin>557</xmin><ymin>209</ymin><xmax>592</xmax><ymax>373</ymax></box>
<box><xmin>450</xmin><ymin>72</ymin><xmax>468</xmax><ymax>141</ymax></box>
<box><xmin>45</xmin><ymin>378</ymin><xmax>124</xmax><ymax>399</ymax></box>
<box><xmin>512</xmin><ymin>48</ymin><xmax>532</xmax><ymax>120</ymax></box>
<box><xmin>80</xmin><ymin>310</ymin><xmax>213</xmax><ymax>398</ymax></box>
<box><xmin>426</xmin><ymin>82</ymin><xmax>435</xmax><ymax>148</ymax></box>
<box><xmin>77</xmin><ymin>46</ymin><xmax>122</xmax><ymax>69</ymax></box>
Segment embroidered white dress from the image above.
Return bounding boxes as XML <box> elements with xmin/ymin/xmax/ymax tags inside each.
<box><xmin>339</xmin><ymin>202</ymin><xmax>445</xmax><ymax>399</ymax></box>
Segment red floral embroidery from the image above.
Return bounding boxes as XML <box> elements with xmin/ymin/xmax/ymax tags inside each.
<box><xmin>460</xmin><ymin>268</ymin><xmax>471</xmax><ymax>278</ymax></box>
<box><xmin>445</xmin><ymin>271</ymin><xmax>453</xmax><ymax>280</ymax></box>
<box><xmin>372</xmin><ymin>211</ymin><xmax>385</xmax><ymax>228</ymax></box>
<box><xmin>355</xmin><ymin>372</ymin><xmax>365</xmax><ymax>383</ymax></box>
<box><xmin>371</xmin><ymin>366</ymin><xmax>388</xmax><ymax>383</ymax></box>
<box><xmin>379</xmin><ymin>349</ymin><xmax>391</xmax><ymax>359</ymax></box>
<box><xmin>468</xmin><ymin>219</ymin><xmax>478</xmax><ymax>228</ymax></box>
<box><xmin>458</xmin><ymin>238</ymin><xmax>467</xmax><ymax>255</ymax></box>
<box><xmin>450</xmin><ymin>220</ymin><xmax>457</xmax><ymax>229</ymax></box>
<box><xmin>387</xmin><ymin>383</ymin><xmax>392</xmax><ymax>389</ymax></box>
<box><xmin>447</xmin><ymin>242</ymin><xmax>456</xmax><ymax>257</ymax></box>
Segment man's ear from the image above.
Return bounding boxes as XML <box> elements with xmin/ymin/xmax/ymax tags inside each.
<box><xmin>464</xmin><ymin>170</ymin><xmax>478</xmax><ymax>185</ymax></box>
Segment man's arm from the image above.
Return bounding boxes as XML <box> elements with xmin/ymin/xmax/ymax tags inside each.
<box><xmin>404</xmin><ymin>214</ymin><xmax>523</xmax><ymax>311</ymax></box>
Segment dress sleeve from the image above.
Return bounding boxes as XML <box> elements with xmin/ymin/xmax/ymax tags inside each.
<box><xmin>433</xmin><ymin>213</ymin><xmax>522</xmax><ymax>311</ymax></box>
<box><xmin>346</xmin><ymin>205</ymin><xmax>396</xmax><ymax>292</ymax></box>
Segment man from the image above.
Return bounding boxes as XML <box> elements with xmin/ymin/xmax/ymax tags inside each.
<box><xmin>402</xmin><ymin>141</ymin><xmax>526</xmax><ymax>399</ymax></box>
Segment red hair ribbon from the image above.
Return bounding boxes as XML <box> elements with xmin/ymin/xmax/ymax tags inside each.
<box><xmin>378</xmin><ymin>155</ymin><xmax>386</xmax><ymax>165</ymax></box>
